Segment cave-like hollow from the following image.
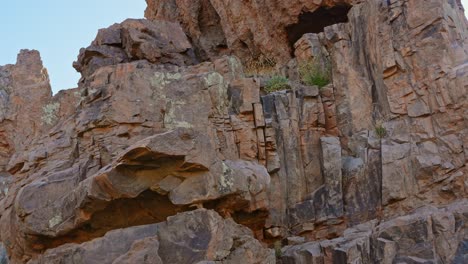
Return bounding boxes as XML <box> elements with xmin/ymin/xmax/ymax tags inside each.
<box><xmin>31</xmin><ymin>190</ymin><xmax>191</xmax><ymax>253</ymax></box>
<box><xmin>286</xmin><ymin>5</ymin><xmax>352</xmax><ymax>48</ymax></box>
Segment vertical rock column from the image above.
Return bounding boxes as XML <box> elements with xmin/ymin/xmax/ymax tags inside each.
<box><xmin>318</xmin><ymin>136</ymin><xmax>343</xmax><ymax>221</ymax></box>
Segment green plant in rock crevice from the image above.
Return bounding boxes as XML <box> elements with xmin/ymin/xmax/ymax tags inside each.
<box><xmin>274</xmin><ymin>240</ymin><xmax>282</xmax><ymax>258</ymax></box>
<box><xmin>298</xmin><ymin>56</ymin><xmax>332</xmax><ymax>88</ymax></box>
<box><xmin>374</xmin><ymin>119</ymin><xmax>387</xmax><ymax>138</ymax></box>
<box><xmin>265</xmin><ymin>75</ymin><xmax>289</xmax><ymax>93</ymax></box>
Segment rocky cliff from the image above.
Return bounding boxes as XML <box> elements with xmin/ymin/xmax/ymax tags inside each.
<box><xmin>0</xmin><ymin>0</ymin><xmax>467</xmax><ymax>263</ymax></box>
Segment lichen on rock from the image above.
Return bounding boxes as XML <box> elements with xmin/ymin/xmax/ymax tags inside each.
<box><xmin>41</xmin><ymin>102</ymin><xmax>60</xmax><ymax>125</ymax></box>
<box><xmin>0</xmin><ymin>0</ymin><xmax>467</xmax><ymax>263</ymax></box>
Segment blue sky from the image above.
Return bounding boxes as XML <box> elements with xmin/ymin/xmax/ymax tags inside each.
<box><xmin>0</xmin><ymin>0</ymin><xmax>146</xmax><ymax>93</ymax></box>
<box><xmin>0</xmin><ymin>1</ymin><xmax>467</xmax><ymax>94</ymax></box>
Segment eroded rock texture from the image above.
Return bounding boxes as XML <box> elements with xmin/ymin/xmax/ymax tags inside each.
<box><xmin>282</xmin><ymin>200</ymin><xmax>468</xmax><ymax>263</ymax></box>
<box><xmin>145</xmin><ymin>0</ymin><xmax>360</xmax><ymax>64</ymax></box>
<box><xmin>0</xmin><ymin>50</ymin><xmax>80</xmax><ymax>196</ymax></box>
<box><xmin>73</xmin><ymin>19</ymin><xmax>197</xmax><ymax>79</ymax></box>
<box><xmin>30</xmin><ymin>209</ymin><xmax>275</xmax><ymax>264</ymax></box>
<box><xmin>1</xmin><ymin>53</ymin><xmax>273</xmax><ymax>263</ymax></box>
<box><xmin>0</xmin><ymin>0</ymin><xmax>467</xmax><ymax>263</ymax></box>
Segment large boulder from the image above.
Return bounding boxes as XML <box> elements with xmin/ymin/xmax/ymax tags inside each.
<box><xmin>74</xmin><ymin>19</ymin><xmax>197</xmax><ymax>79</ymax></box>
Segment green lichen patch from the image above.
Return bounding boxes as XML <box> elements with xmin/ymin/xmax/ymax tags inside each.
<box><xmin>41</xmin><ymin>102</ymin><xmax>60</xmax><ymax>125</ymax></box>
<box><xmin>203</xmin><ymin>72</ymin><xmax>224</xmax><ymax>87</ymax></box>
<box><xmin>162</xmin><ymin>101</ymin><xmax>194</xmax><ymax>129</ymax></box>
<box><xmin>203</xmin><ymin>72</ymin><xmax>228</xmax><ymax>114</ymax></box>
<box><xmin>150</xmin><ymin>72</ymin><xmax>182</xmax><ymax>88</ymax></box>
<box><xmin>48</xmin><ymin>214</ymin><xmax>62</xmax><ymax>229</ymax></box>
<box><xmin>218</xmin><ymin>162</ymin><xmax>234</xmax><ymax>194</ymax></box>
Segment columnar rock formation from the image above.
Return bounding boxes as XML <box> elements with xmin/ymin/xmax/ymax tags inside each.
<box><xmin>0</xmin><ymin>0</ymin><xmax>467</xmax><ymax>263</ymax></box>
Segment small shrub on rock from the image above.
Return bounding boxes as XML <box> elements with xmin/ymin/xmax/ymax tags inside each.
<box><xmin>299</xmin><ymin>57</ymin><xmax>331</xmax><ymax>88</ymax></box>
<box><xmin>245</xmin><ymin>54</ymin><xmax>277</xmax><ymax>76</ymax></box>
<box><xmin>265</xmin><ymin>76</ymin><xmax>289</xmax><ymax>93</ymax></box>
<box><xmin>274</xmin><ymin>240</ymin><xmax>282</xmax><ymax>258</ymax></box>
<box><xmin>374</xmin><ymin>119</ymin><xmax>387</xmax><ymax>138</ymax></box>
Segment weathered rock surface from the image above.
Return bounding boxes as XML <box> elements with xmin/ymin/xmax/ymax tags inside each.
<box><xmin>0</xmin><ymin>0</ymin><xmax>467</xmax><ymax>263</ymax></box>
<box><xmin>0</xmin><ymin>50</ymin><xmax>81</xmax><ymax>173</ymax></box>
<box><xmin>0</xmin><ymin>50</ymin><xmax>80</xmax><ymax>206</ymax></box>
<box><xmin>0</xmin><ymin>50</ymin><xmax>51</xmax><ymax>172</ymax></box>
<box><xmin>282</xmin><ymin>200</ymin><xmax>468</xmax><ymax>263</ymax></box>
<box><xmin>145</xmin><ymin>0</ymin><xmax>358</xmax><ymax>65</ymax></box>
<box><xmin>0</xmin><ymin>243</ymin><xmax>7</xmax><ymax>264</ymax></box>
<box><xmin>74</xmin><ymin>19</ymin><xmax>197</xmax><ymax>79</ymax></box>
<box><xmin>1</xmin><ymin>54</ymin><xmax>275</xmax><ymax>262</ymax></box>
<box><xmin>30</xmin><ymin>209</ymin><xmax>275</xmax><ymax>264</ymax></box>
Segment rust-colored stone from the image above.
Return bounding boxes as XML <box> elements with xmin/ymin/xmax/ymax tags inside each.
<box><xmin>0</xmin><ymin>0</ymin><xmax>467</xmax><ymax>263</ymax></box>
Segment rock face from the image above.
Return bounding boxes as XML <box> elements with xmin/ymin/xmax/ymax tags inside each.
<box><xmin>0</xmin><ymin>54</ymin><xmax>273</xmax><ymax>262</ymax></box>
<box><xmin>30</xmin><ymin>209</ymin><xmax>275</xmax><ymax>264</ymax></box>
<box><xmin>0</xmin><ymin>0</ymin><xmax>467</xmax><ymax>263</ymax></box>
<box><xmin>0</xmin><ymin>50</ymin><xmax>51</xmax><ymax>173</ymax></box>
<box><xmin>0</xmin><ymin>50</ymin><xmax>79</xmax><ymax>195</ymax></box>
<box><xmin>73</xmin><ymin>18</ymin><xmax>197</xmax><ymax>79</ymax></box>
<box><xmin>0</xmin><ymin>243</ymin><xmax>7</xmax><ymax>264</ymax></box>
<box><xmin>282</xmin><ymin>200</ymin><xmax>468</xmax><ymax>263</ymax></box>
<box><xmin>145</xmin><ymin>0</ymin><xmax>358</xmax><ymax>64</ymax></box>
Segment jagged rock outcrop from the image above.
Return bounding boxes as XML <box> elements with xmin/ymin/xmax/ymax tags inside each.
<box><xmin>281</xmin><ymin>200</ymin><xmax>468</xmax><ymax>263</ymax></box>
<box><xmin>145</xmin><ymin>0</ymin><xmax>362</xmax><ymax>65</ymax></box>
<box><xmin>74</xmin><ymin>19</ymin><xmax>197</xmax><ymax>79</ymax></box>
<box><xmin>0</xmin><ymin>50</ymin><xmax>80</xmax><ymax>198</ymax></box>
<box><xmin>0</xmin><ymin>50</ymin><xmax>51</xmax><ymax>172</ymax></box>
<box><xmin>0</xmin><ymin>0</ymin><xmax>467</xmax><ymax>263</ymax></box>
<box><xmin>319</xmin><ymin>0</ymin><xmax>468</xmax><ymax>219</ymax></box>
<box><xmin>0</xmin><ymin>50</ymin><xmax>80</xmax><ymax>169</ymax></box>
<box><xmin>30</xmin><ymin>209</ymin><xmax>275</xmax><ymax>264</ymax></box>
<box><xmin>0</xmin><ymin>54</ymin><xmax>274</xmax><ymax>262</ymax></box>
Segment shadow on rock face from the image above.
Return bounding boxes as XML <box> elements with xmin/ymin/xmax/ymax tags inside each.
<box><xmin>286</xmin><ymin>5</ymin><xmax>352</xmax><ymax>50</ymax></box>
<box><xmin>0</xmin><ymin>242</ymin><xmax>7</xmax><ymax>264</ymax></box>
<box><xmin>33</xmin><ymin>190</ymin><xmax>191</xmax><ymax>251</ymax></box>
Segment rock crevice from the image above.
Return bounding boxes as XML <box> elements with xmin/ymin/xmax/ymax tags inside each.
<box><xmin>0</xmin><ymin>0</ymin><xmax>466</xmax><ymax>263</ymax></box>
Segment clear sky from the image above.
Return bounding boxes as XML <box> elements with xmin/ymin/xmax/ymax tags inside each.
<box><xmin>0</xmin><ymin>0</ymin><xmax>146</xmax><ymax>93</ymax></box>
<box><xmin>0</xmin><ymin>1</ymin><xmax>467</xmax><ymax>94</ymax></box>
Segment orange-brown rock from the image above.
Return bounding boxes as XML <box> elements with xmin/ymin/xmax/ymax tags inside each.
<box><xmin>73</xmin><ymin>19</ymin><xmax>197</xmax><ymax>79</ymax></box>
<box><xmin>145</xmin><ymin>0</ymin><xmax>359</xmax><ymax>65</ymax></box>
<box><xmin>0</xmin><ymin>0</ymin><xmax>467</xmax><ymax>263</ymax></box>
<box><xmin>30</xmin><ymin>209</ymin><xmax>275</xmax><ymax>264</ymax></box>
<box><xmin>0</xmin><ymin>53</ymin><xmax>274</xmax><ymax>262</ymax></box>
<box><xmin>0</xmin><ymin>50</ymin><xmax>80</xmax><ymax>198</ymax></box>
<box><xmin>0</xmin><ymin>50</ymin><xmax>52</xmax><ymax>172</ymax></box>
<box><xmin>282</xmin><ymin>200</ymin><xmax>468</xmax><ymax>263</ymax></box>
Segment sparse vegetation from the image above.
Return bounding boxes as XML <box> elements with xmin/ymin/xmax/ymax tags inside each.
<box><xmin>375</xmin><ymin>120</ymin><xmax>387</xmax><ymax>138</ymax></box>
<box><xmin>265</xmin><ymin>76</ymin><xmax>289</xmax><ymax>93</ymax></box>
<box><xmin>245</xmin><ymin>54</ymin><xmax>277</xmax><ymax>76</ymax></box>
<box><xmin>274</xmin><ymin>240</ymin><xmax>282</xmax><ymax>258</ymax></box>
<box><xmin>298</xmin><ymin>56</ymin><xmax>332</xmax><ymax>88</ymax></box>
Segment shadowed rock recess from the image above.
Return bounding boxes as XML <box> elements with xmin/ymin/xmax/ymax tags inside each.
<box><xmin>0</xmin><ymin>0</ymin><xmax>467</xmax><ymax>263</ymax></box>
